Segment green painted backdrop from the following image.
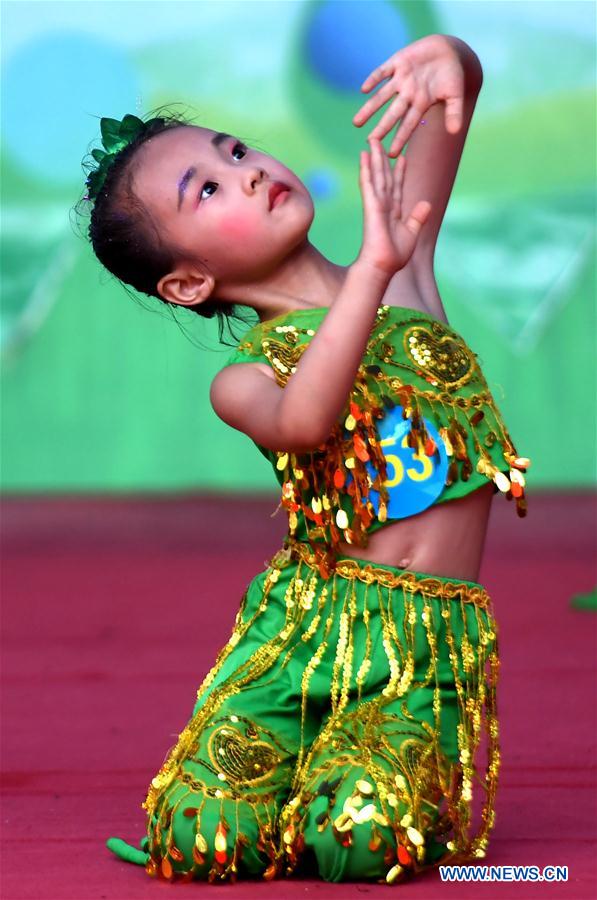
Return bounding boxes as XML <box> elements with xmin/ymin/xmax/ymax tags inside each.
<box><xmin>1</xmin><ymin>1</ymin><xmax>595</xmax><ymax>492</ymax></box>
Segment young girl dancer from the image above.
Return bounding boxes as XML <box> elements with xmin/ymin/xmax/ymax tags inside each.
<box><xmin>83</xmin><ymin>34</ymin><xmax>529</xmax><ymax>885</ymax></box>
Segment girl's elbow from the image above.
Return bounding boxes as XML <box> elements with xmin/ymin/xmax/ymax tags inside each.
<box><xmin>277</xmin><ymin>410</ymin><xmax>330</xmax><ymax>453</ymax></box>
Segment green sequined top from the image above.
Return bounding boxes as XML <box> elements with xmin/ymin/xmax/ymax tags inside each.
<box><xmin>222</xmin><ymin>304</ymin><xmax>529</xmax><ymax>560</ymax></box>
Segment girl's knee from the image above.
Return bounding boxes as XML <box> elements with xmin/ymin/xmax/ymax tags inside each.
<box><xmin>146</xmin><ymin>796</ymin><xmax>276</xmax><ymax>882</ymax></box>
<box><xmin>292</xmin><ymin>772</ymin><xmax>397</xmax><ymax>882</ymax></box>
<box><xmin>305</xmin><ymin>822</ymin><xmax>392</xmax><ymax>882</ymax></box>
<box><xmin>284</xmin><ymin>758</ymin><xmax>447</xmax><ymax>883</ymax></box>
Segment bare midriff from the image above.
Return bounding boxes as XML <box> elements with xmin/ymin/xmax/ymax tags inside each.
<box><xmin>334</xmin><ymin>482</ymin><xmax>495</xmax><ymax>582</ymax></box>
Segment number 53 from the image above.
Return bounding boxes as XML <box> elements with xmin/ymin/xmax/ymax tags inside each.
<box><xmin>380</xmin><ymin>433</ymin><xmax>433</xmax><ymax>487</ymax></box>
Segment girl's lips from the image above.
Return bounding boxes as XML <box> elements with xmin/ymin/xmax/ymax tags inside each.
<box><xmin>268</xmin><ymin>182</ymin><xmax>291</xmax><ymax>209</ymax></box>
<box><xmin>272</xmin><ymin>189</ymin><xmax>290</xmax><ymax>208</ymax></box>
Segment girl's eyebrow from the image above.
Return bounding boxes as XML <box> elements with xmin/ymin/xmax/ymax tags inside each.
<box><xmin>177</xmin><ymin>132</ymin><xmax>233</xmax><ymax>211</ymax></box>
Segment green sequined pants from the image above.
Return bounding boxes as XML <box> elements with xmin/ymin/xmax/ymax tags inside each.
<box><xmin>141</xmin><ymin>538</ymin><xmax>499</xmax><ymax>885</ymax></box>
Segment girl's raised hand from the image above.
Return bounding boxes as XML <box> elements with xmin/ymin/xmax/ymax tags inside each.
<box><xmin>357</xmin><ymin>137</ymin><xmax>431</xmax><ymax>277</ymax></box>
<box><xmin>352</xmin><ymin>34</ymin><xmax>470</xmax><ymax>157</ymax></box>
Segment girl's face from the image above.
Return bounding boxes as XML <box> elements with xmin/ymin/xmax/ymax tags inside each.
<box><xmin>132</xmin><ymin>125</ymin><xmax>315</xmax><ymax>292</ymax></box>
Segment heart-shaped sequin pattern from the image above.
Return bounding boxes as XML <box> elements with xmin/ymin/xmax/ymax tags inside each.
<box><xmin>208</xmin><ymin>725</ymin><xmax>281</xmax><ymax>785</ymax></box>
<box><xmin>261</xmin><ymin>338</ymin><xmax>308</xmax><ymax>388</ymax></box>
<box><xmin>403</xmin><ymin>323</ymin><xmax>475</xmax><ymax>389</ymax></box>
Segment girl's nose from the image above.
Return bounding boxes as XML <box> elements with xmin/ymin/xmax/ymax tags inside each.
<box><xmin>243</xmin><ymin>167</ymin><xmax>266</xmax><ymax>193</ymax></box>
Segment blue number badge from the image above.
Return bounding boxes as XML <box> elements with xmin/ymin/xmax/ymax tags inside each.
<box><xmin>348</xmin><ymin>405</ymin><xmax>449</xmax><ymax>519</ymax></box>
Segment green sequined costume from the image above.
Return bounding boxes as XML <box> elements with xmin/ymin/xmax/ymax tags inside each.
<box><xmin>107</xmin><ymin>305</ymin><xmax>529</xmax><ymax>884</ymax></box>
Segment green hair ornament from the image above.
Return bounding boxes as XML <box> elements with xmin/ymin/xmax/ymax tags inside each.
<box><xmin>85</xmin><ymin>113</ymin><xmax>146</xmax><ymax>201</ymax></box>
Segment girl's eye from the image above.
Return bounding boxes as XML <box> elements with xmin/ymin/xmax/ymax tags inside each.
<box><xmin>198</xmin><ymin>142</ymin><xmax>248</xmax><ymax>201</ymax></box>
<box><xmin>199</xmin><ymin>182</ymin><xmax>218</xmax><ymax>201</ymax></box>
<box><xmin>231</xmin><ymin>141</ymin><xmax>247</xmax><ymax>160</ymax></box>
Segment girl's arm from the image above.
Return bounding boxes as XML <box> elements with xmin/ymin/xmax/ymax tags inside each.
<box><xmin>211</xmin><ymin>143</ymin><xmax>431</xmax><ymax>453</ymax></box>
<box><xmin>353</xmin><ymin>35</ymin><xmax>483</xmax><ymax>273</ymax></box>
<box><xmin>211</xmin><ymin>262</ymin><xmax>392</xmax><ymax>454</ymax></box>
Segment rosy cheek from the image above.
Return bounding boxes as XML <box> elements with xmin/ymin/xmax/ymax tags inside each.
<box><xmin>216</xmin><ymin>213</ymin><xmax>258</xmax><ymax>243</ymax></box>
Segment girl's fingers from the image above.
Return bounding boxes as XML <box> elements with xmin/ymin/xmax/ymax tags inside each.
<box><xmin>367</xmin><ymin>93</ymin><xmax>409</xmax><ymax>143</ymax></box>
<box><xmin>404</xmin><ymin>200</ymin><xmax>432</xmax><ymax>237</ymax></box>
<box><xmin>359</xmin><ymin>151</ymin><xmax>370</xmax><ymax>190</ymax></box>
<box><xmin>444</xmin><ymin>94</ymin><xmax>464</xmax><ymax>133</ymax></box>
<box><xmin>371</xmin><ymin>136</ymin><xmax>393</xmax><ymax>200</ymax></box>
<box><xmin>391</xmin><ymin>153</ymin><xmax>405</xmax><ymax>219</ymax></box>
<box><xmin>359</xmin><ymin>151</ymin><xmax>375</xmax><ymax>211</ymax></box>
<box><xmin>371</xmin><ymin>139</ymin><xmax>385</xmax><ymax>197</ymax></box>
<box><xmin>377</xmin><ymin>141</ymin><xmax>390</xmax><ymax>201</ymax></box>
<box><xmin>369</xmin><ymin>138</ymin><xmax>385</xmax><ymax>199</ymax></box>
<box><xmin>353</xmin><ymin>80</ymin><xmax>396</xmax><ymax>126</ymax></box>
<box><xmin>360</xmin><ymin>60</ymin><xmax>394</xmax><ymax>94</ymax></box>
<box><xmin>379</xmin><ymin>139</ymin><xmax>390</xmax><ymax>198</ymax></box>
<box><xmin>388</xmin><ymin>102</ymin><xmax>426</xmax><ymax>157</ymax></box>
<box><xmin>382</xmin><ymin>143</ymin><xmax>393</xmax><ymax>194</ymax></box>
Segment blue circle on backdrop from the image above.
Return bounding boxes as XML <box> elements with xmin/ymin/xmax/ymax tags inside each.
<box><xmin>305</xmin><ymin>0</ymin><xmax>408</xmax><ymax>91</ymax></box>
<box><xmin>303</xmin><ymin>167</ymin><xmax>338</xmax><ymax>201</ymax></box>
<box><xmin>1</xmin><ymin>31</ymin><xmax>139</xmax><ymax>183</ymax></box>
<box><xmin>347</xmin><ymin>405</ymin><xmax>448</xmax><ymax>519</ymax></box>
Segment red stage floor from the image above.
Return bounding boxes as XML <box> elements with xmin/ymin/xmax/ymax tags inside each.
<box><xmin>1</xmin><ymin>491</ymin><xmax>596</xmax><ymax>899</ymax></box>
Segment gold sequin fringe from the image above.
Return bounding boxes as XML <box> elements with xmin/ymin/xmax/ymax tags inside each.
<box><xmin>247</xmin><ymin>305</ymin><xmax>531</xmax><ymax>558</ymax></box>
<box><xmin>141</xmin><ymin>540</ymin><xmax>499</xmax><ymax>884</ymax></box>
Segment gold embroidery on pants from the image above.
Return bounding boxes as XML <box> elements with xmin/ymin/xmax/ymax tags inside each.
<box><xmin>207</xmin><ymin>720</ymin><xmax>283</xmax><ymax>787</ymax></box>
<box><xmin>142</xmin><ymin>541</ymin><xmax>499</xmax><ymax>885</ymax></box>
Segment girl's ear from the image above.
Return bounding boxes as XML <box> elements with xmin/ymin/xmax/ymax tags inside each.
<box><xmin>157</xmin><ymin>265</ymin><xmax>214</xmax><ymax>308</ymax></box>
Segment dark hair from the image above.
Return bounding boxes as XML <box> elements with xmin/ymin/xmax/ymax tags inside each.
<box><xmin>72</xmin><ymin>103</ymin><xmax>255</xmax><ymax>347</ymax></box>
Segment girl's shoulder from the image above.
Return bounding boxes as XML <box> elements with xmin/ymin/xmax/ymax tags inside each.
<box><xmin>220</xmin><ymin>357</ymin><xmax>276</xmax><ymax>381</ymax></box>
<box><xmin>221</xmin><ymin>327</ymin><xmax>269</xmax><ymax>368</ymax></box>
<box><xmin>217</xmin><ymin>335</ymin><xmax>277</xmax><ymax>382</ymax></box>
